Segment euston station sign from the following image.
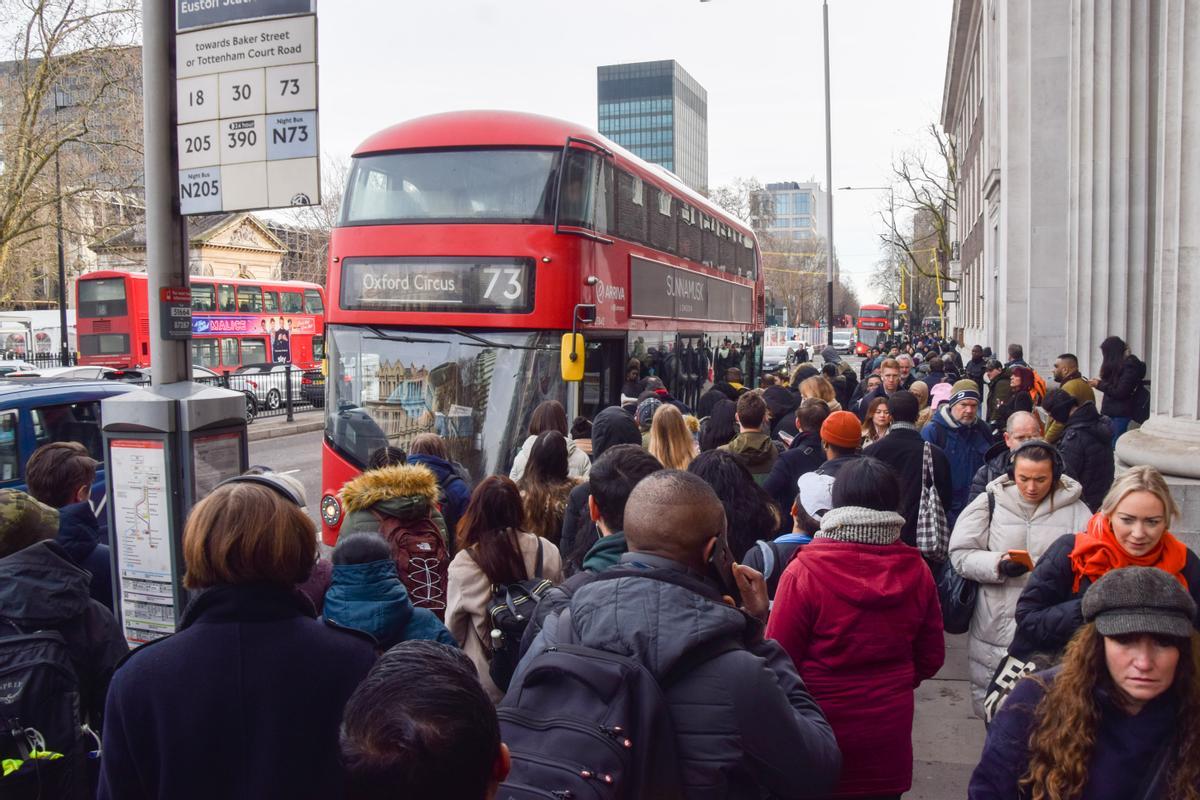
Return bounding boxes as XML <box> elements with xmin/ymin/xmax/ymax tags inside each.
<box><xmin>177</xmin><ymin>0</ymin><xmax>316</xmax><ymax>32</ymax></box>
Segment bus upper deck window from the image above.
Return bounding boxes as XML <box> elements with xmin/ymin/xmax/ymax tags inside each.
<box><xmin>192</xmin><ymin>284</ymin><xmax>215</xmax><ymax>311</ymax></box>
<box><xmin>303</xmin><ymin>289</ymin><xmax>324</xmax><ymax>315</ymax></box>
<box><xmin>238</xmin><ymin>286</ymin><xmax>263</xmax><ymax>313</ymax></box>
<box><xmin>282</xmin><ymin>292</ymin><xmax>302</xmax><ymax>313</ymax></box>
<box><xmin>218</xmin><ymin>284</ymin><xmax>236</xmax><ymax>312</ymax></box>
<box><xmin>264</xmin><ymin>291</ymin><xmax>279</xmax><ymax>312</ymax></box>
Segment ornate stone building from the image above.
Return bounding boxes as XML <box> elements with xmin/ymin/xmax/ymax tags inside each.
<box><xmin>943</xmin><ymin>0</ymin><xmax>1200</xmax><ymax>539</ymax></box>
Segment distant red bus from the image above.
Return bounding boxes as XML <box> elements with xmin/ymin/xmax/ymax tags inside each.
<box><xmin>318</xmin><ymin>110</ymin><xmax>764</xmax><ymax>544</ymax></box>
<box><xmin>76</xmin><ymin>271</ymin><xmax>325</xmax><ymax>371</ymax></box>
<box><xmin>854</xmin><ymin>302</ymin><xmax>892</xmax><ymax>343</ymax></box>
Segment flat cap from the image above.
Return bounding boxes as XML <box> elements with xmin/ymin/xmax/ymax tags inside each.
<box><xmin>1082</xmin><ymin>566</ymin><xmax>1197</xmax><ymax>639</ymax></box>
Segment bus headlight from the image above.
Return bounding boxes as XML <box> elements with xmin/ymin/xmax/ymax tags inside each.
<box><xmin>320</xmin><ymin>494</ymin><xmax>342</xmax><ymax>528</ymax></box>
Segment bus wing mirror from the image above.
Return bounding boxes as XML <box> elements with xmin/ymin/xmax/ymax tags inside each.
<box><xmin>561</xmin><ymin>333</ymin><xmax>585</xmax><ymax>382</ymax></box>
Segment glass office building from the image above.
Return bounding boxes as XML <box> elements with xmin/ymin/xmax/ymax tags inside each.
<box><xmin>757</xmin><ymin>181</ymin><xmax>827</xmax><ymax>242</ymax></box>
<box><xmin>597</xmin><ymin>60</ymin><xmax>708</xmax><ymax>193</ymax></box>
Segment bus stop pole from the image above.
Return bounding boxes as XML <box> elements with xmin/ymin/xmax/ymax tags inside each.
<box><xmin>142</xmin><ymin>0</ymin><xmax>190</xmax><ymax>387</ymax></box>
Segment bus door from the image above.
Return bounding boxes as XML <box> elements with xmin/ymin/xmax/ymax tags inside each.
<box><xmin>580</xmin><ymin>337</ymin><xmax>626</xmax><ymax>421</ymax></box>
<box><xmin>671</xmin><ymin>333</ymin><xmax>706</xmax><ymax>411</ymax></box>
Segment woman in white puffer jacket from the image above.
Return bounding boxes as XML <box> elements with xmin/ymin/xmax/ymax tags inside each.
<box><xmin>948</xmin><ymin>440</ymin><xmax>1092</xmax><ymax>716</ymax></box>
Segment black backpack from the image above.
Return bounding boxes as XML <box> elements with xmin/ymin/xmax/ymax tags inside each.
<box><xmin>486</xmin><ymin>540</ymin><xmax>554</xmax><ymax>692</ymax></box>
<box><xmin>0</xmin><ymin>618</ymin><xmax>91</xmax><ymax>798</ymax></box>
<box><xmin>497</xmin><ymin>573</ymin><xmax>741</xmax><ymax>800</ymax></box>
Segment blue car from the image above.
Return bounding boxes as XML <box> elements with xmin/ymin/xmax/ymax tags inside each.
<box><xmin>0</xmin><ymin>378</ymin><xmax>140</xmax><ymax>536</ymax></box>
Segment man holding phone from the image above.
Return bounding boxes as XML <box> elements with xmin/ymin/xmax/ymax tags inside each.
<box><xmin>518</xmin><ymin>471</ymin><xmax>842</xmax><ymax>798</ymax></box>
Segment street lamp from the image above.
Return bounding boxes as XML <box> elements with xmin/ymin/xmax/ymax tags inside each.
<box><xmin>837</xmin><ymin>184</ymin><xmax>912</xmax><ymax>329</ymax></box>
<box><xmin>53</xmin><ymin>86</ymin><xmax>70</xmax><ymax>366</ymax></box>
<box><xmin>700</xmin><ymin>0</ymin><xmax>836</xmax><ymax>345</ymax></box>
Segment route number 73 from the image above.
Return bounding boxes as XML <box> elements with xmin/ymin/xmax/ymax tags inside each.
<box><xmin>482</xmin><ymin>267</ymin><xmax>523</xmax><ymax>301</ymax></box>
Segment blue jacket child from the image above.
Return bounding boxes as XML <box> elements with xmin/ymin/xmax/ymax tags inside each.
<box><xmin>322</xmin><ymin>532</ymin><xmax>457</xmax><ymax>651</ymax></box>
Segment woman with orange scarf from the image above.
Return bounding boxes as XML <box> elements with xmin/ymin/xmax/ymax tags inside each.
<box><xmin>1011</xmin><ymin>464</ymin><xmax>1200</xmax><ymax>662</ymax></box>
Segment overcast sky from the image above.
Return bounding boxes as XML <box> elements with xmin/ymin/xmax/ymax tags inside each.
<box><xmin>314</xmin><ymin>0</ymin><xmax>952</xmax><ymax>303</ymax></box>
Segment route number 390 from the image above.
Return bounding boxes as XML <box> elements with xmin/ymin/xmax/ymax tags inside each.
<box><xmin>482</xmin><ymin>268</ymin><xmax>524</xmax><ymax>301</ymax></box>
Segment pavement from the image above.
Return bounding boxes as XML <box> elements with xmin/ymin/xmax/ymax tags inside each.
<box><xmin>910</xmin><ymin>633</ymin><xmax>987</xmax><ymax>798</ymax></box>
<box><xmin>246</xmin><ymin>407</ymin><xmax>324</xmax><ymax>442</ymax></box>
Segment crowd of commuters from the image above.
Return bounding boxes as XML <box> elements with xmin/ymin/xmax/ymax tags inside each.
<box><xmin>4</xmin><ymin>328</ymin><xmax>1193</xmax><ymax>800</ymax></box>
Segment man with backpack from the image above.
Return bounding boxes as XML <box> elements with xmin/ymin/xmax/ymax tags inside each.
<box><xmin>338</xmin><ymin>463</ymin><xmax>451</xmax><ymax>619</ymax></box>
<box><xmin>503</xmin><ymin>471</ymin><xmax>841</xmax><ymax>799</ymax></box>
<box><xmin>0</xmin><ymin>489</ymin><xmax>127</xmax><ymax>797</ymax></box>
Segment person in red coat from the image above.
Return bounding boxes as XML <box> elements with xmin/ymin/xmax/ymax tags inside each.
<box><xmin>767</xmin><ymin>456</ymin><xmax>945</xmax><ymax>800</ymax></box>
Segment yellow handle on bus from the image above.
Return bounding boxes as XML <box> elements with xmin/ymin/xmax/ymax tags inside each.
<box><xmin>561</xmin><ymin>333</ymin><xmax>585</xmax><ymax>382</ymax></box>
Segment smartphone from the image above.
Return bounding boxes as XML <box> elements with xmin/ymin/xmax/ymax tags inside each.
<box><xmin>1007</xmin><ymin>550</ymin><xmax>1034</xmax><ymax>570</ymax></box>
<box><xmin>708</xmin><ymin>532</ymin><xmax>742</xmax><ymax>606</ymax></box>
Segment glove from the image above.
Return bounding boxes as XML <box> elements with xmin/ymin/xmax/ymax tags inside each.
<box><xmin>999</xmin><ymin>559</ymin><xmax>1030</xmax><ymax>578</ymax></box>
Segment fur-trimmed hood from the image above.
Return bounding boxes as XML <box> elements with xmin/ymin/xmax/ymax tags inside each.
<box><xmin>339</xmin><ymin>465</ymin><xmax>439</xmax><ymax>516</ymax></box>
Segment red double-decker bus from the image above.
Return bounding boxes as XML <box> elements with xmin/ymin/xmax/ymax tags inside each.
<box><xmin>76</xmin><ymin>271</ymin><xmax>326</xmax><ymax>371</ymax></box>
<box><xmin>318</xmin><ymin>110</ymin><xmax>764</xmax><ymax>543</ymax></box>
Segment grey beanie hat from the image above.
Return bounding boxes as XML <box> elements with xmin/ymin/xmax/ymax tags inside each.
<box><xmin>1082</xmin><ymin>566</ymin><xmax>1198</xmax><ymax>639</ymax></box>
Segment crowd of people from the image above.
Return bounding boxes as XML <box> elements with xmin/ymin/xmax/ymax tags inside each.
<box><xmin>3</xmin><ymin>330</ymin><xmax>1192</xmax><ymax>800</ymax></box>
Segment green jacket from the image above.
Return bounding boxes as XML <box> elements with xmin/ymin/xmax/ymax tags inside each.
<box><xmin>1045</xmin><ymin>376</ymin><xmax>1096</xmax><ymax>443</ymax></box>
<box><xmin>720</xmin><ymin>431</ymin><xmax>779</xmax><ymax>484</ymax></box>
<box><xmin>986</xmin><ymin>369</ymin><xmax>1013</xmax><ymax>424</ymax></box>
<box><xmin>582</xmin><ymin>531</ymin><xmax>628</xmax><ymax>573</ymax></box>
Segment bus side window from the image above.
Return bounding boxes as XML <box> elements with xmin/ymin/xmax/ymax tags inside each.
<box><xmin>238</xmin><ymin>286</ymin><xmax>263</xmax><ymax>313</ymax></box>
<box><xmin>221</xmin><ymin>337</ymin><xmax>239</xmax><ymax>366</ymax></box>
<box><xmin>281</xmin><ymin>292</ymin><xmax>302</xmax><ymax>313</ymax></box>
<box><xmin>264</xmin><ymin>291</ymin><xmax>279</xmax><ymax>312</ymax></box>
<box><xmin>192</xmin><ymin>283</ymin><xmax>215</xmax><ymax>311</ymax></box>
<box><xmin>303</xmin><ymin>289</ymin><xmax>324</xmax><ymax>315</ymax></box>
<box><xmin>192</xmin><ymin>339</ymin><xmax>219</xmax><ymax>368</ymax></box>
<box><xmin>240</xmin><ymin>337</ymin><xmax>267</xmax><ymax>364</ymax></box>
<box><xmin>218</xmin><ymin>284</ymin><xmax>236</xmax><ymax>312</ymax></box>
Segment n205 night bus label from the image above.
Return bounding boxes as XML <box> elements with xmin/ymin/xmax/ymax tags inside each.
<box><xmin>629</xmin><ymin>256</ymin><xmax>754</xmax><ymax>323</ymax></box>
<box><xmin>339</xmin><ymin>258</ymin><xmax>535</xmax><ymax>314</ymax></box>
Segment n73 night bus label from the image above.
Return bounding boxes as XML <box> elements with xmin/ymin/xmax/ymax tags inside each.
<box><xmin>340</xmin><ymin>258</ymin><xmax>535</xmax><ymax>314</ymax></box>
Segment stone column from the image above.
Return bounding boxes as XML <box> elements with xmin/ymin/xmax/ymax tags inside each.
<box><xmin>1116</xmin><ymin>0</ymin><xmax>1200</xmax><ymax>541</ymax></box>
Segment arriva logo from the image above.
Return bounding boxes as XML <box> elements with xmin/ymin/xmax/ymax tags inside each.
<box><xmin>594</xmin><ymin>279</ymin><xmax>626</xmax><ymax>302</ymax></box>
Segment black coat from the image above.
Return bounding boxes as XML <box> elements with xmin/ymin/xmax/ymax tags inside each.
<box><xmin>559</xmin><ymin>480</ymin><xmax>594</xmax><ymax>572</ymax></box>
<box><xmin>864</xmin><ymin>427</ymin><xmax>953</xmax><ymax>548</ymax></box>
<box><xmin>56</xmin><ymin>500</ymin><xmax>115</xmax><ymax>611</ymax></box>
<box><xmin>761</xmin><ymin>431</ymin><xmax>826</xmax><ymax>533</ymax></box>
<box><xmin>971</xmin><ymin>668</ymin><xmax>1185</xmax><ymax>800</ymax></box>
<box><xmin>992</xmin><ymin>391</ymin><xmax>1033</xmax><ymax>435</ymax></box>
<box><xmin>0</xmin><ymin>540</ymin><xmax>127</xmax><ymax>727</ymax></box>
<box><xmin>1097</xmin><ymin>354</ymin><xmax>1147</xmax><ymax>419</ymax></box>
<box><xmin>1012</xmin><ymin>533</ymin><xmax>1200</xmax><ymax>660</ymax></box>
<box><xmin>98</xmin><ymin>584</ymin><xmax>377</xmax><ymax>800</ymax></box>
<box><xmin>1056</xmin><ymin>403</ymin><xmax>1115</xmax><ymax>512</ymax></box>
<box><xmin>967</xmin><ymin>443</ymin><xmax>1011</xmax><ymax>506</ymax></box>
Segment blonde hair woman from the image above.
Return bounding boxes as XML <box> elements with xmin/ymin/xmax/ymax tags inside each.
<box><xmin>1011</xmin><ymin>464</ymin><xmax>1200</xmax><ymax>665</ymax></box>
<box><xmin>649</xmin><ymin>403</ymin><xmax>697</xmax><ymax>470</ymax></box>
<box><xmin>800</xmin><ymin>375</ymin><xmax>842</xmax><ymax>413</ymax></box>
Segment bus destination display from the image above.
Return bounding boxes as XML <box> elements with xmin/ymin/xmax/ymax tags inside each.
<box><xmin>340</xmin><ymin>258</ymin><xmax>535</xmax><ymax>314</ymax></box>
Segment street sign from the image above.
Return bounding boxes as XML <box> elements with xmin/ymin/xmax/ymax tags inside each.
<box><xmin>175</xmin><ymin>14</ymin><xmax>319</xmax><ymax>215</ymax></box>
<box><xmin>160</xmin><ymin>287</ymin><xmax>193</xmax><ymax>340</ymax></box>
<box><xmin>176</xmin><ymin>0</ymin><xmax>315</xmax><ymax>32</ymax></box>
<box><xmin>898</xmin><ymin>302</ymin><xmax>908</xmax><ymax>311</ymax></box>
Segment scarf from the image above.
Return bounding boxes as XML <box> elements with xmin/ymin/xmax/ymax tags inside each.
<box><xmin>816</xmin><ymin>506</ymin><xmax>905</xmax><ymax>546</ymax></box>
<box><xmin>1068</xmin><ymin>512</ymin><xmax>1190</xmax><ymax>592</ymax></box>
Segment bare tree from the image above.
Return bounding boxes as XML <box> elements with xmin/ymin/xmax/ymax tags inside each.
<box><xmin>880</xmin><ymin>123</ymin><xmax>958</xmax><ymax>296</ymax></box>
<box><xmin>871</xmin><ymin>205</ymin><xmax>944</xmax><ymax>324</ymax></box>
<box><xmin>709</xmin><ymin>176</ymin><xmax>773</xmax><ymax>234</ymax></box>
<box><xmin>266</xmin><ymin>155</ymin><xmax>350</xmax><ymax>285</ymax></box>
<box><xmin>0</xmin><ymin>0</ymin><xmax>142</xmax><ymax>306</ymax></box>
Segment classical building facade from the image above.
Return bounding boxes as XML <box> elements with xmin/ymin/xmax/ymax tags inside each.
<box><xmin>90</xmin><ymin>213</ymin><xmax>287</xmax><ymax>280</ymax></box>
<box><xmin>943</xmin><ymin>0</ymin><xmax>1200</xmax><ymax>537</ymax></box>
